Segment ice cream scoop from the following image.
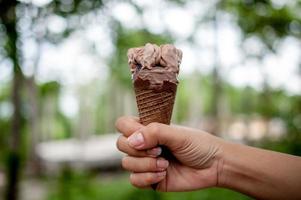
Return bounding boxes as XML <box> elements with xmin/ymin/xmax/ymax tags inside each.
<box><xmin>128</xmin><ymin>43</ymin><xmax>182</xmax><ymax>91</ymax></box>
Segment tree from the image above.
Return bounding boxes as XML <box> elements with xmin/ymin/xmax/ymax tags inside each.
<box><xmin>0</xmin><ymin>0</ymin><xmax>105</xmax><ymax>199</ymax></box>
<box><xmin>0</xmin><ymin>1</ymin><xmax>24</xmax><ymax>199</ymax></box>
<box><xmin>220</xmin><ymin>0</ymin><xmax>301</xmax><ymax>152</ymax></box>
<box><xmin>0</xmin><ymin>1</ymin><xmax>184</xmax><ymax>198</ymax></box>
<box><xmin>221</xmin><ymin>0</ymin><xmax>301</xmax><ymax>117</ymax></box>
<box><xmin>221</xmin><ymin>0</ymin><xmax>301</xmax><ymax>52</ymax></box>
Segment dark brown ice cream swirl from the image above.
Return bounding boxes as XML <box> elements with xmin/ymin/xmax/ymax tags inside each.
<box><xmin>127</xmin><ymin>43</ymin><xmax>182</xmax><ymax>91</ymax></box>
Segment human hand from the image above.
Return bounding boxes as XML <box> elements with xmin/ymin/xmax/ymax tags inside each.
<box><xmin>115</xmin><ymin>116</ymin><xmax>224</xmax><ymax>192</ymax></box>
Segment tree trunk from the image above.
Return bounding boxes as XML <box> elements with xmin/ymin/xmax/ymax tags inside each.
<box><xmin>0</xmin><ymin>1</ymin><xmax>23</xmax><ymax>200</ymax></box>
<box><xmin>26</xmin><ymin>76</ymin><xmax>41</xmax><ymax>174</ymax></box>
<box><xmin>6</xmin><ymin>65</ymin><xmax>23</xmax><ymax>200</ymax></box>
<box><xmin>211</xmin><ymin>5</ymin><xmax>222</xmax><ymax>135</ymax></box>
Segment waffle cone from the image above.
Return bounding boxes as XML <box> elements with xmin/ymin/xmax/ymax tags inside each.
<box><xmin>134</xmin><ymin>85</ymin><xmax>177</xmax><ymax>126</ymax></box>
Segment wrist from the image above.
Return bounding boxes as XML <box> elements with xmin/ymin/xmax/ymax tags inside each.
<box><xmin>212</xmin><ymin>137</ymin><xmax>229</xmax><ymax>188</ymax></box>
<box><xmin>215</xmin><ymin>139</ymin><xmax>254</xmax><ymax>189</ymax></box>
<box><xmin>199</xmin><ymin>133</ymin><xmax>229</xmax><ymax>188</ymax></box>
<box><xmin>216</xmin><ymin>141</ymin><xmax>266</xmax><ymax>198</ymax></box>
<box><xmin>215</xmin><ymin>140</ymin><xmax>233</xmax><ymax>188</ymax></box>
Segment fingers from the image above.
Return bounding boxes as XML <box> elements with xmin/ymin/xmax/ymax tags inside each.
<box><xmin>127</xmin><ymin>122</ymin><xmax>186</xmax><ymax>150</ymax></box>
<box><xmin>122</xmin><ymin>156</ymin><xmax>169</xmax><ymax>172</ymax></box>
<box><xmin>117</xmin><ymin>135</ymin><xmax>147</xmax><ymax>157</ymax></box>
<box><xmin>116</xmin><ymin>135</ymin><xmax>162</xmax><ymax>157</ymax></box>
<box><xmin>115</xmin><ymin>116</ymin><xmax>143</xmax><ymax>137</ymax></box>
<box><xmin>130</xmin><ymin>172</ymin><xmax>166</xmax><ymax>188</ymax></box>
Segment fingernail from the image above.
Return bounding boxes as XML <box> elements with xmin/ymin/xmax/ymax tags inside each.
<box><xmin>147</xmin><ymin>147</ymin><xmax>162</xmax><ymax>157</ymax></box>
<box><xmin>157</xmin><ymin>158</ymin><xmax>169</xmax><ymax>169</ymax></box>
<box><xmin>156</xmin><ymin>171</ymin><xmax>166</xmax><ymax>177</ymax></box>
<box><xmin>127</xmin><ymin>132</ymin><xmax>144</xmax><ymax>147</ymax></box>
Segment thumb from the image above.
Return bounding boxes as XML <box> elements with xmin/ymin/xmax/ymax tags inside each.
<box><xmin>127</xmin><ymin>122</ymin><xmax>186</xmax><ymax>151</ymax></box>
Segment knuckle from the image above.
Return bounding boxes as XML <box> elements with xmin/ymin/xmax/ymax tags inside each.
<box><xmin>147</xmin><ymin>158</ymin><xmax>156</xmax><ymax>170</ymax></box>
<box><xmin>130</xmin><ymin>149</ymin><xmax>141</xmax><ymax>157</ymax></box>
<box><xmin>116</xmin><ymin>136</ymin><xmax>123</xmax><ymax>151</ymax></box>
<box><xmin>115</xmin><ymin>116</ymin><xmax>127</xmax><ymax>130</ymax></box>
<box><xmin>147</xmin><ymin>122</ymin><xmax>161</xmax><ymax>135</ymax></box>
<box><xmin>121</xmin><ymin>156</ymin><xmax>130</xmax><ymax>169</ymax></box>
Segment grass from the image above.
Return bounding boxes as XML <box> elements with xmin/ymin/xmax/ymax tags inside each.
<box><xmin>46</xmin><ymin>170</ymin><xmax>253</xmax><ymax>200</ymax></box>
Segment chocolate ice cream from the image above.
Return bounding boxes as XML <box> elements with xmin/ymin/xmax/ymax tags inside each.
<box><xmin>128</xmin><ymin>43</ymin><xmax>182</xmax><ymax>91</ymax></box>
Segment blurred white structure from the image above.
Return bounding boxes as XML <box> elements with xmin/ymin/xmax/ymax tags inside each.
<box><xmin>36</xmin><ymin>134</ymin><xmax>123</xmax><ymax>172</ymax></box>
<box><xmin>225</xmin><ymin>117</ymin><xmax>286</xmax><ymax>141</ymax></box>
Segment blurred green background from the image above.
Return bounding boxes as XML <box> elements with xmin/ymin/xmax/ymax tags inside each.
<box><xmin>0</xmin><ymin>0</ymin><xmax>300</xmax><ymax>199</ymax></box>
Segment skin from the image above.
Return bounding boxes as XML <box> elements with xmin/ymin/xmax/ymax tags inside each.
<box><xmin>115</xmin><ymin>116</ymin><xmax>301</xmax><ymax>200</ymax></box>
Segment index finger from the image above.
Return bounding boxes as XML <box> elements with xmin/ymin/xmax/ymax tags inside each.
<box><xmin>115</xmin><ymin>116</ymin><xmax>143</xmax><ymax>137</ymax></box>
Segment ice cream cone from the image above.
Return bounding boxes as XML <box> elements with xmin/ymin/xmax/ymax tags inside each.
<box><xmin>127</xmin><ymin>43</ymin><xmax>182</xmax><ymax>191</ymax></box>
<box><xmin>134</xmin><ymin>85</ymin><xmax>177</xmax><ymax>126</ymax></box>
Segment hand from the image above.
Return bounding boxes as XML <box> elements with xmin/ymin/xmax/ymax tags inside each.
<box><xmin>115</xmin><ymin>116</ymin><xmax>224</xmax><ymax>192</ymax></box>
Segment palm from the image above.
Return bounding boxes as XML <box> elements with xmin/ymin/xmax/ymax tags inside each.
<box><xmin>157</xmin><ymin>160</ymin><xmax>219</xmax><ymax>192</ymax></box>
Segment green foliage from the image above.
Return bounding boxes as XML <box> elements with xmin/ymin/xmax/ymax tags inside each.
<box><xmin>256</xmin><ymin>94</ymin><xmax>301</xmax><ymax>156</ymax></box>
<box><xmin>257</xmin><ymin>135</ymin><xmax>301</xmax><ymax>156</ymax></box>
<box><xmin>56</xmin><ymin>112</ymin><xmax>72</xmax><ymax>138</ymax></box>
<box><xmin>47</xmin><ymin>170</ymin><xmax>252</xmax><ymax>200</ymax></box>
<box><xmin>0</xmin><ymin>82</ymin><xmax>26</xmax><ymax>168</ymax></box>
<box><xmin>49</xmin><ymin>0</ymin><xmax>104</xmax><ymax>16</ymax></box>
<box><xmin>39</xmin><ymin>81</ymin><xmax>61</xmax><ymax>97</ymax></box>
<box><xmin>47</xmin><ymin>168</ymin><xmax>100</xmax><ymax>200</ymax></box>
<box><xmin>37</xmin><ymin>81</ymin><xmax>72</xmax><ymax>139</ymax></box>
<box><xmin>160</xmin><ymin>188</ymin><xmax>252</xmax><ymax>200</ymax></box>
<box><xmin>36</xmin><ymin>0</ymin><xmax>105</xmax><ymax>44</ymax></box>
<box><xmin>221</xmin><ymin>0</ymin><xmax>301</xmax><ymax>51</ymax></box>
<box><xmin>0</xmin><ymin>117</ymin><xmax>10</xmax><ymax>167</ymax></box>
<box><xmin>201</xmin><ymin>74</ymin><xmax>221</xmax><ymax>115</ymax></box>
<box><xmin>95</xmin><ymin>93</ymin><xmax>108</xmax><ymax>134</ymax></box>
<box><xmin>224</xmin><ymin>85</ymin><xmax>257</xmax><ymax>115</ymax></box>
<box><xmin>0</xmin><ymin>85</ymin><xmax>11</xmax><ymax>150</ymax></box>
<box><xmin>174</xmin><ymin>78</ymin><xmax>190</xmax><ymax>122</ymax></box>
